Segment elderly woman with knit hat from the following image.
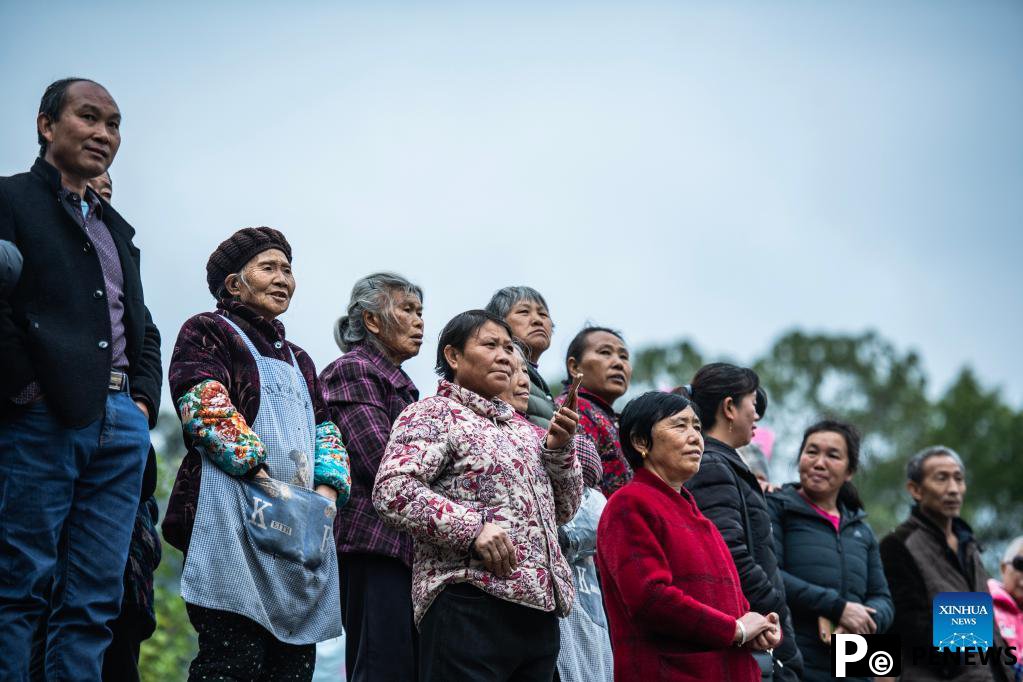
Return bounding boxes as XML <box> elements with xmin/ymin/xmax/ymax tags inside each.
<box><xmin>163</xmin><ymin>227</ymin><xmax>351</xmax><ymax>682</ymax></box>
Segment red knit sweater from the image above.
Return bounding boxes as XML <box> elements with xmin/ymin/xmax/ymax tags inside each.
<box><xmin>597</xmin><ymin>467</ymin><xmax>759</xmax><ymax>681</ymax></box>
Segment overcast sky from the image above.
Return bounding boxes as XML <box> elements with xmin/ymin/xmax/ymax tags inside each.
<box><xmin>3</xmin><ymin>0</ymin><xmax>1021</xmax><ymax>414</ymax></box>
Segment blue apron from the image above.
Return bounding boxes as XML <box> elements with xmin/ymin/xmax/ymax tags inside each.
<box><xmin>181</xmin><ymin>316</ymin><xmax>342</xmax><ymax>644</ymax></box>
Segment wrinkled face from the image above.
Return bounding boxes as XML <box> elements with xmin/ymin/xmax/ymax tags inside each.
<box><xmin>226</xmin><ymin>248</ymin><xmax>295</xmax><ymax>321</ymax></box>
<box><xmin>504</xmin><ymin>298</ymin><xmax>552</xmax><ymax>361</ymax></box>
<box><xmin>88</xmin><ymin>172</ymin><xmax>112</xmax><ymax>201</ymax></box>
<box><xmin>798</xmin><ymin>431</ymin><xmax>852</xmax><ymax>501</ymax></box>
<box><xmin>908</xmin><ymin>454</ymin><xmax>966</xmax><ymax>522</ymax></box>
<box><xmin>1002</xmin><ymin>555</ymin><xmax>1023</xmax><ymax>607</ymax></box>
<box><xmin>40</xmin><ymin>81</ymin><xmax>121</xmax><ymax>183</ymax></box>
<box><xmin>640</xmin><ymin>406</ymin><xmax>704</xmax><ymax>487</ymax></box>
<box><xmin>446</xmin><ymin>321</ymin><xmax>515</xmax><ymax>399</ymax></box>
<box><xmin>498</xmin><ymin>353</ymin><xmax>532</xmax><ymax>413</ymax></box>
<box><xmin>572</xmin><ymin>331</ymin><xmax>631</xmax><ymax>405</ymax></box>
<box><xmin>373</xmin><ymin>292</ymin><xmax>424</xmax><ymax>363</ymax></box>
<box><xmin>728</xmin><ymin>390</ymin><xmax>760</xmax><ymax>447</ymax></box>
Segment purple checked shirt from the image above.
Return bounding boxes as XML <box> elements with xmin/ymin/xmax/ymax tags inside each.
<box><xmin>319</xmin><ymin>341</ymin><xmax>419</xmax><ymax>566</ymax></box>
<box><xmin>64</xmin><ymin>187</ymin><xmax>128</xmax><ymax>370</ymax></box>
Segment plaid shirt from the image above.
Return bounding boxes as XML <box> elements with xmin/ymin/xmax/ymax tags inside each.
<box><xmin>319</xmin><ymin>341</ymin><xmax>419</xmax><ymax>566</ymax></box>
<box><xmin>557</xmin><ymin>387</ymin><xmax>632</xmax><ymax>498</ymax></box>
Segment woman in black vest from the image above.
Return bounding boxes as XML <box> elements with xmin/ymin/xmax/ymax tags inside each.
<box><xmin>767</xmin><ymin>419</ymin><xmax>894</xmax><ymax>681</ymax></box>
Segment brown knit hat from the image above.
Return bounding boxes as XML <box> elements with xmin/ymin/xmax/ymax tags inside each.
<box><xmin>206</xmin><ymin>227</ymin><xmax>292</xmax><ymax>300</ymax></box>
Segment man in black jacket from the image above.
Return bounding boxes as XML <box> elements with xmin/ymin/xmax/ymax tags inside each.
<box><xmin>880</xmin><ymin>446</ymin><xmax>1013</xmax><ymax>682</ymax></box>
<box><xmin>0</xmin><ymin>78</ymin><xmax>161</xmax><ymax>681</ymax></box>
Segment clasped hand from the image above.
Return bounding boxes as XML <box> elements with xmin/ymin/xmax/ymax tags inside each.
<box><xmin>736</xmin><ymin>611</ymin><xmax>782</xmax><ymax>651</ymax></box>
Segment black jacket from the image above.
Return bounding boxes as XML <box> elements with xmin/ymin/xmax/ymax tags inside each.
<box><xmin>767</xmin><ymin>483</ymin><xmax>895</xmax><ymax>681</ymax></box>
<box><xmin>684</xmin><ymin>436</ymin><xmax>804</xmax><ymax>680</ymax></box>
<box><xmin>0</xmin><ymin>159</ymin><xmax>161</xmax><ymax>428</ymax></box>
<box><xmin>880</xmin><ymin>507</ymin><xmax>1013</xmax><ymax>682</ymax></box>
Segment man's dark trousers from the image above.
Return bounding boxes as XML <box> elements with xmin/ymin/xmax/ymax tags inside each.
<box><xmin>0</xmin><ymin>390</ymin><xmax>149</xmax><ymax>681</ymax></box>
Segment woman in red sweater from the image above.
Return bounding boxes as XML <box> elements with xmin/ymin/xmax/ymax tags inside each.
<box><xmin>597</xmin><ymin>391</ymin><xmax>780</xmax><ymax>681</ymax></box>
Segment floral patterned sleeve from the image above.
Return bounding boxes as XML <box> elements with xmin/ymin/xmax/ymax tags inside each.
<box><xmin>372</xmin><ymin>400</ymin><xmax>485</xmax><ymax>552</ymax></box>
<box><xmin>314</xmin><ymin>421</ymin><xmax>352</xmax><ymax>508</ymax></box>
<box><xmin>177</xmin><ymin>379</ymin><xmax>266</xmax><ymax>476</ymax></box>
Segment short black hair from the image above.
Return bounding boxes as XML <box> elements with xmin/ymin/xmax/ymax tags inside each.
<box><xmin>564</xmin><ymin>325</ymin><xmax>625</xmax><ymax>382</ymax></box>
<box><xmin>689</xmin><ymin>362</ymin><xmax>759</xmax><ymax>430</ymax></box>
<box><xmin>435</xmin><ymin>309</ymin><xmax>513</xmax><ymax>381</ymax></box>
<box><xmin>37</xmin><ymin>78</ymin><xmax>98</xmax><ymax>157</ymax></box>
<box><xmin>799</xmin><ymin>419</ymin><xmax>864</xmax><ymax>510</ymax></box>
<box><xmin>620</xmin><ymin>391</ymin><xmax>701</xmax><ymax>471</ymax></box>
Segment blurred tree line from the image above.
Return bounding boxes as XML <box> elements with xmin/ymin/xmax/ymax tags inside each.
<box><xmin>140</xmin><ymin>328</ymin><xmax>1022</xmax><ymax>678</ymax></box>
<box><xmin>630</xmin><ymin>329</ymin><xmax>1023</xmax><ymax>547</ymax></box>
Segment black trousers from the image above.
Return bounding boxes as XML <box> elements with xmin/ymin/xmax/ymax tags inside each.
<box><xmin>339</xmin><ymin>552</ymin><xmax>418</xmax><ymax>682</ymax></box>
<box><xmin>186</xmin><ymin>604</ymin><xmax>315</xmax><ymax>682</ymax></box>
<box><xmin>419</xmin><ymin>583</ymin><xmax>560</xmax><ymax>682</ymax></box>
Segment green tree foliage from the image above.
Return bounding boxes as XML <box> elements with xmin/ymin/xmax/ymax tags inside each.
<box><xmin>631</xmin><ymin>329</ymin><xmax>1023</xmax><ymax>546</ymax></box>
<box><xmin>926</xmin><ymin>368</ymin><xmax>1023</xmax><ymax>544</ymax></box>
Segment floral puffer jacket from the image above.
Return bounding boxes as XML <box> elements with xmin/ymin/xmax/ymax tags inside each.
<box><xmin>373</xmin><ymin>380</ymin><xmax>583</xmax><ymax>626</ymax></box>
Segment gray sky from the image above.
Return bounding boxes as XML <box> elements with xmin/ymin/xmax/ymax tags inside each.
<box><xmin>3</xmin><ymin>0</ymin><xmax>1021</xmax><ymax>412</ymax></box>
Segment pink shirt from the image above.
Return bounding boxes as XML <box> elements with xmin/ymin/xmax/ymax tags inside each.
<box><xmin>800</xmin><ymin>491</ymin><xmax>840</xmax><ymax>532</ymax></box>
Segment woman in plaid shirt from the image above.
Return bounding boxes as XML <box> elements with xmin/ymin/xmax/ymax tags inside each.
<box><xmin>319</xmin><ymin>272</ymin><xmax>425</xmax><ymax>682</ymax></box>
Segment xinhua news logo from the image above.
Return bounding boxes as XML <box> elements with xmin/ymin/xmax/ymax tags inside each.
<box><xmin>832</xmin><ymin>634</ymin><xmax>901</xmax><ymax>678</ymax></box>
<box><xmin>932</xmin><ymin>591</ymin><xmax>994</xmax><ymax>650</ymax></box>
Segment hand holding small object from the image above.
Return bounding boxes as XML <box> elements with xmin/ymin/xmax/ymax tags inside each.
<box><xmin>545</xmin><ymin>372</ymin><xmax>582</xmax><ymax>450</ymax></box>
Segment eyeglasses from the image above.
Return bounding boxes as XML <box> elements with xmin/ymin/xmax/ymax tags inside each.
<box><xmin>1012</xmin><ymin>556</ymin><xmax>1023</xmax><ymax>572</ymax></box>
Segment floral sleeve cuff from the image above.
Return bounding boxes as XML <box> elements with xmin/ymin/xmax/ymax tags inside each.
<box><xmin>313</xmin><ymin>421</ymin><xmax>352</xmax><ymax>508</ymax></box>
<box><xmin>177</xmin><ymin>379</ymin><xmax>266</xmax><ymax>476</ymax></box>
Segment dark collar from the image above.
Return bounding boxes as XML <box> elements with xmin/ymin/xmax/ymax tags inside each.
<box><xmin>703</xmin><ymin>435</ymin><xmax>763</xmax><ymax>490</ymax></box>
<box><xmin>526</xmin><ymin>363</ymin><xmax>551</xmax><ymax>395</ymax></box>
<box><xmin>216</xmin><ymin>298</ymin><xmax>287</xmax><ymax>345</ymax></box>
<box><xmin>909</xmin><ymin>504</ymin><xmax>976</xmax><ymax>544</ymax></box>
<box><xmin>30</xmin><ymin>157</ymin><xmax>63</xmax><ymax>193</ymax></box>
<box><xmin>57</xmin><ymin>184</ymin><xmax>104</xmax><ymax>219</ymax></box>
<box><xmin>349</xmin><ymin>341</ymin><xmax>418</xmax><ymax>396</ymax></box>
<box><xmin>775</xmin><ymin>482</ymin><xmax>866</xmax><ymax>524</ymax></box>
<box><xmin>32</xmin><ymin>157</ymin><xmax>105</xmax><ymax>217</ymax></box>
<box><xmin>704</xmin><ymin>435</ymin><xmax>746</xmax><ymax>466</ymax></box>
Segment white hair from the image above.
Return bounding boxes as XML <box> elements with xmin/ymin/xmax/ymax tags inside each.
<box><xmin>1002</xmin><ymin>536</ymin><xmax>1023</xmax><ymax>564</ymax></box>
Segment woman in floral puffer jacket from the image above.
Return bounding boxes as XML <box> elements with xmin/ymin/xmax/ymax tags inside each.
<box><xmin>373</xmin><ymin>309</ymin><xmax>584</xmax><ymax>682</ymax></box>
